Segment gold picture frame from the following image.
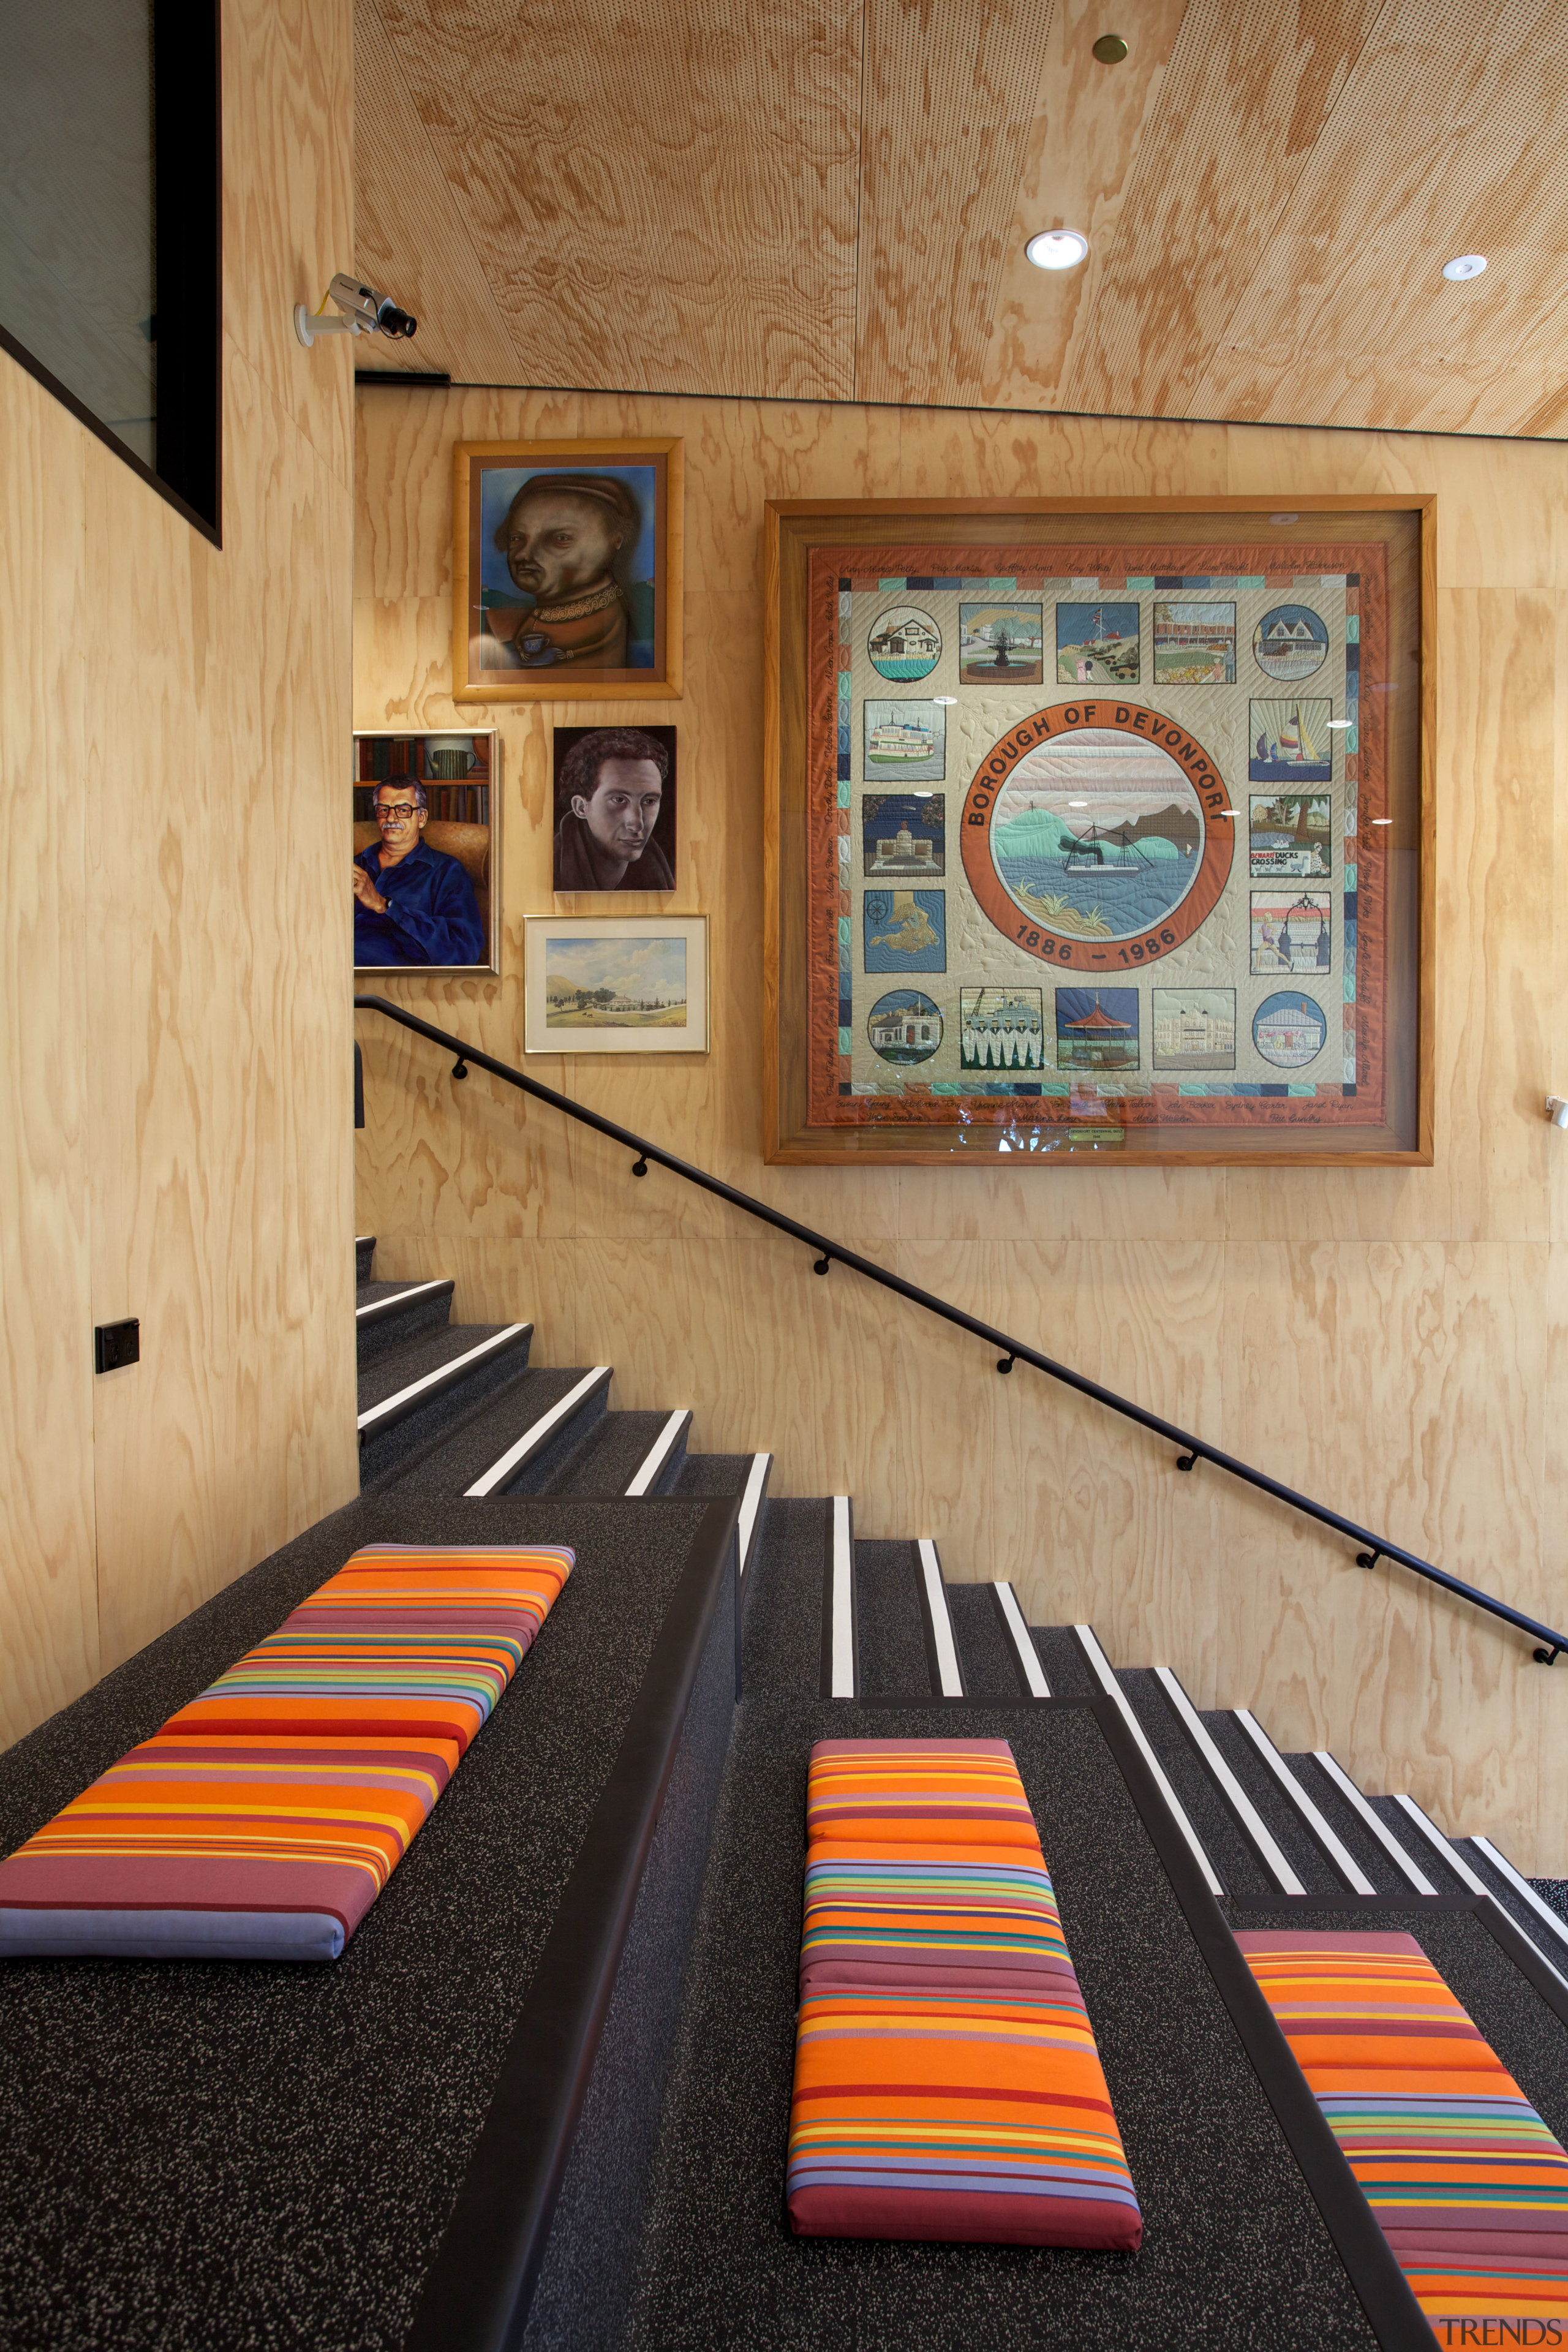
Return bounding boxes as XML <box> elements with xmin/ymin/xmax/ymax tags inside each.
<box><xmin>764</xmin><ymin>495</ymin><xmax>1434</xmax><ymax>1167</ymax></box>
<box><xmin>452</xmin><ymin>437</ymin><xmax>683</xmax><ymax>701</ymax></box>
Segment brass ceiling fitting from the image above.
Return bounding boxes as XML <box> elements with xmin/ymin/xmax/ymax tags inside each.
<box><xmin>1092</xmin><ymin>34</ymin><xmax>1129</xmax><ymax>62</ymax></box>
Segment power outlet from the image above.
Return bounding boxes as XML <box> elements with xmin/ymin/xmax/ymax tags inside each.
<box><xmin>94</xmin><ymin>1319</ymin><xmax>140</xmax><ymax>1374</ymax></box>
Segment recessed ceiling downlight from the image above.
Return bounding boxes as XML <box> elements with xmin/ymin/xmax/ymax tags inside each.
<box><xmin>1442</xmin><ymin>253</ymin><xmax>1487</xmax><ymax>282</ymax></box>
<box><xmin>1027</xmin><ymin>229</ymin><xmax>1089</xmax><ymax>272</ymax></box>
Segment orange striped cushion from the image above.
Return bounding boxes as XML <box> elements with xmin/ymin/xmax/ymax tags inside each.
<box><xmin>1239</xmin><ymin>1929</ymin><xmax>1568</xmax><ymax>2328</ymax></box>
<box><xmin>0</xmin><ymin>1546</ymin><xmax>572</xmax><ymax>1960</ymax></box>
<box><xmin>805</xmin><ymin>1740</ymin><xmax>1041</xmax><ymax>1852</ymax></box>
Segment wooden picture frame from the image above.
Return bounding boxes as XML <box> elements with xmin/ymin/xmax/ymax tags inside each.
<box><xmin>764</xmin><ymin>496</ymin><xmax>1434</xmax><ymax>1167</ymax></box>
<box><xmin>524</xmin><ymin>915</ymin><xmax>709</xmax><ymax>1054</ymax></box>
<box><xmin>451</xmin><ymin>437</ymin><xmax>682</xmax><ymax>701</ymax></box>
<box><xmin>353</xmin><ymin>728</ymin><xmax>501</xmax><ymax>978</ymax></box>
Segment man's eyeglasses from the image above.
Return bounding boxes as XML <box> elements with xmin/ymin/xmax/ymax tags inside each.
<box><xmin>375</xmin><ymin>802</ymin><xmax>420</xmax><ymax>822</ymax></box>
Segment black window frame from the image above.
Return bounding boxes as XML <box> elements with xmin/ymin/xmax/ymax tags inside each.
<box><xmin>0</xmin><ymin>0</ymin><xmax>222</xmax><ymax>544</ymax></box>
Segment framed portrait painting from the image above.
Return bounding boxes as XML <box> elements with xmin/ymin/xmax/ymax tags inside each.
<box><xmin>452</xmin><ymin>437</ymin><xmax>682</xmax><ymax>701</ymax></box>
<box><xmin>551</xmin><ymin>724</ymin><xmax>677</xmax><ymax>892</ymax></box>
<box><xmin>523</xmin><ymin>916</ymin><xmax>709</xmax><ymax>1054</ymax></box>
<box><xmin>764</xmin><ymin>495</ymin><xmax>1434</xmax><ymax>1167</ymax></box>
<box><xmin>353</xmin><ymin>729</ymin><xmax>500</xmax><ymax>976</ymax></box>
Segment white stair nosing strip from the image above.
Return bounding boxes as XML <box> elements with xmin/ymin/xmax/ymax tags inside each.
<box><xmin>355</xmin><ymin>1279</ymin><xmax>448</xmax><ymax>1321</ymax></box>
<box><xmin>1390</xmin><ymin>1793</ymin><xmax>1493</xmax><ymax>1898</ymax></box>
<box><xmin>831</xmin><ymin>1497</ymin><xmax>854</xmax><ymax>1698</ymax></box>
<box><xmin>624</xmin><ymin>1409</ymin><xmax>690</xmax><ymax>1498</ymax></box>
<box><xmin>916</xmin><ymin>1542</ymin><xmax>965</xmax><ymax>1698</ymax></box>
<box><xmin>1154</xmin><ymin>1670</ymin><xmax>1305</xmax><ymax>1894</ymax></box>
<box><xmin>1393</xmin><ymin>1798</ymin><xmax>1568</xmax><ymax>1996</ymax></box>
<box><xmin>1311</xmin><ymin>1752</ymin><xmax>1437</xmax><ymax>1893</ymax></box>
<box><xmin>1072</xmin><ymin>1627</ymin><xmax>1224</xmax><ymax>1898</ymax></box>
<box><xmin>993</xmin><ymin>1580</ymin><xmax>1049</xmax><ymax>1698</ymax></box>
<box><xmin>354</xmin><ymin>1234</ymin><xmax>374</xmax><ymax>1245</ymax></box>
<box><xmin>736</xmin><ymin>1454</ymin><xmax>772</xmax><ymax>1576</ymax></box>
<box><xmin>1232</xmin><ymin>1709</ymin><xmax>1374</xmax><ymax>1895</ymax></box>
<box><xmin>464</xmin><ymin>1368</ymin><xmax>611</xmax><ymax>1499</ymax></box>
<box><xmin>1468</xmin><ymin>1835</ymin><xmax>1568</xmax><ymax>1959</ymax></box>
<box><xmin>356</xmin><ymin>1322</ymin><xmax>532</xmax><ymax>1433</ymax></box>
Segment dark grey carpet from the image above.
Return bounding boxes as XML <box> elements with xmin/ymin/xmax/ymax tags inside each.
<box><xmin>358</xmin><ymin>1324</ymin><xmax>536</xmax><ymax>1490</ymax></box>
<box><xmin>1030</xmin><ymin>1623</ymin><xmax>1096</xmax><ymax>1697</ymax></box>
<box><xmin>1364</xmin><ymin>1795</ymin><xmax>1471</xmax><ymax>1894</ymax></box>
<box><xmin>1284</xmin><ymin>1754</ymin><xmax>1418</xmax><ymax>1894</ymax></box>
<box><xmin>946</xmin><ymin>1583</ymin><xmax>1023</xmax><ymax>1697</ymax></box>
<box><xmin>625</xmin><ymin>1698</ymin><xmax>1375</xmax><ymax>2351</ymax></box>
<box><xmin>356</xmin><ymin>1318</ymin><xmax>528</xmax><ymax>1415</ymax></box>
<box><xmin>1115</xmin><ymin>1670</ymin><xmax>1273</xmax><ymax>1899</ymax></box>
<box><xmin>381</xmin><ymin>1365</ymin><xmax>605</xmax><ymax>1497</ymax></box>
<box><xmin>544</xmin><ymin>1411</ymin><xmax>676</xmax><ymax>1497</ymax></box>
<box><xmin>853</xmin><ymin>1542</ymin><xmax>931</xmax><ymax>1697</ymax></box>
<box><xmin>355</xmin><ymin>1279</ymin><xmax>453</xmax><ymax>1367</ymax></box>
<box><xmin>355</xmin><ymin>1235</ymin><xmax>375</xmax><ymax>1282</ymax></box>
<box><xmin>1200</xmin><ymin>1712</ymin><xmax>1340</xmax><ymax>1893</ymax></box>
<box><xmin>0</xmin><ymin>1496</ymin><xmax>718</xmax><ymax>2352</ymax></box>
<box><xmin>675</xmin><ymin>1452</ymin><xmax>755</xmax><ymax>1499</ymax></box>
<box><xmin>741</xmin><ymin>1501</ymin><xmax>830</xmax><ymax>1700</ymax></box>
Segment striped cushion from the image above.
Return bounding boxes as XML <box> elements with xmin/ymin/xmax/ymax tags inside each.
<box><xmin>1238</xmin><ymin>1929</ymin><xmax>1568</xmax><ymax>2329</ymax></box>
<box><xmin>0</xmin><ymin>1545</ymin><xmax>572</xmax><ymax>1961</ymax></box>
<box><xmin>161</xmin><ymin>1545</ymin><xmax>571</xmax><ymax>1750</ymax></box>
<box><xmin>789</xmin><ymin>1737</ymin><xmax>1140</xmax><ymax>2249</ymax></box>
<box><xmin>800</xmin><ymin>1841</ymin><xmax>1077</xmax><ymax>1995</ymax></box>
<box><xmin>805</xmin><ymin>1739</ymin><xmax>1041</xmax><ymax>1852</ymax></box>
<box><xmin>786</xmin><ymin>1982</ymin><xmax>1142</xmax><ymax>2248</ymax></box>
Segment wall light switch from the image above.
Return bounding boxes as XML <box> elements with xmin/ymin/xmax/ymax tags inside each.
<box><xmin>94</xmin><ymin>1318</ymin><xmax>140</xmax><ymax>1374</ymax></box>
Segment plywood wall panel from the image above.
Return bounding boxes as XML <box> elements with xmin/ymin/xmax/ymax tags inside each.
<box><xmin>88</xmin><ymin>349</ymin><xmax>360</xmax><ymax>1667</ymax></box>
<box><xmin>0</xmin><ymin>360</ymin><xmax>99</xmax><ymax>1748</ymax></box>
<box><xmin>356</xmin><ymin>382</ymin><xmax>1568</xmax><ymax>1868</ymax></box>
<box><xmin>1</xmin><ymin>0</ymin><xmax>360</xmax><ymax>1751</ymax></box>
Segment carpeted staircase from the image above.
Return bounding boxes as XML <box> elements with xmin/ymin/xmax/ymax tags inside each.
<box><xmin>2</xmin><ymin>1240</ymin><xmax>1566</xmax><ymax>2351</ymax></box>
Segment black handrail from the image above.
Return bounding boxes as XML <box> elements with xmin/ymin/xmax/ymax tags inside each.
<box><xmin>356</xmin><ymin>993</ymin><xmax>1568</xmax><ymax>1667</ymax></box>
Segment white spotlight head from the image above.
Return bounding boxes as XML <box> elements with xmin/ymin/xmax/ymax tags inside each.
<box><xmin>1442</xmin><ymin>254</ymin><xmax>1487</xmax><ymax>282</ymax></box>
<box><xmin>1549</xmin><ymin>1096</ymin><xmax>1568</xmax><ymax>1130</ymax></box>
<box><xmin>1026</xmin><ymin>230</ymin><xmax>1089</xmax><ymax>272</ymax></box>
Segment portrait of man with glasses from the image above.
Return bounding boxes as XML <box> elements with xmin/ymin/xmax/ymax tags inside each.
<box><xmin>352</xmin><ymin>779</ymin><xmax>486</xmax><ymax>967</ymax></box>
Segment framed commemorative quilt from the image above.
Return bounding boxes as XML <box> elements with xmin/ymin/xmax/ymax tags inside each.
<box><xmin>764</xmin><ymin>497</ymin><xmax>1433</xmax><ymax>1167</ymax></box>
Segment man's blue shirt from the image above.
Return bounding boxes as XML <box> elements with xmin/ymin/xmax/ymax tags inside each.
<box><xmin>354</xmin><ymin>837</ymin><xmax>485</xmax><ymax>967</ymax></box>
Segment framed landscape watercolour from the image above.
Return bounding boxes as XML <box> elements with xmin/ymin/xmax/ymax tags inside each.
<box><xmin>353</xmin><ymin>729</ymin><xmax>500</xmax><ymax>977</ymax></box>
<box><xmin>451</xmin><ymin>436</ymin><xmax>682</xmax><ymax>701</ymax></box>
<box><xmin>523</xmin><ymin>915</ymin><xmax>709</xmax><ymax>1054</ymax></box>
<box><xmin>765</xmin><ymin>497</ymin><xmax>1433</xmax><ymax>1166</ymax></box>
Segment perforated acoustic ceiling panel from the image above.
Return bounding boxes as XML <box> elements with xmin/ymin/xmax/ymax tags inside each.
<box><xmin>353</xmin><ymin>0</ymin><xmax>1568</xmax><ymax>436</ymax></box>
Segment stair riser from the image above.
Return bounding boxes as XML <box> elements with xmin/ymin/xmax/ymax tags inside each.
<box><xmin>355</xmin><ymin>1289</ymin><xmax>453</xmax><ymax>1371</ymax></box>
<box><xmin>354</xmin><ymin>1238</ymin><xmax>375</xmax><ymax>1283</ymax></box>
<box><xmin>488</xmin><ymin>1390</ymin><xmax>612</xmax><ymax>1498</ymax></box>
<box><xmin>359</xmin><ymin>1332</ymin><xmax>535</xmax><ymax>1490</ymax></box>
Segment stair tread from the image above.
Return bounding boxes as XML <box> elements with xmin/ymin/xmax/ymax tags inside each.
<box><xmin>1029</xmin><ymin>1623</ymin><xmax>1096</xmax><ymax>1697</ymax></box>
<box><xmin>541</xmin><ymin>1411</ymin><xmax>679</xmax><ymax>1497</ymax></box>
<box><xmin>854</xmin><ymin>1540</ymin><xmax>932</xmax><ymax>1698</ymax></box>
<box><xmin>1114</xmin><ymin>1667</ymin><xmax>1273</xmax><ymax>1896</ymax></box>
<box><xmin>673</xmin><ymin>1452</ymin><xmax>756</xmax><ymax>1496</ymax></box>
<box><xmin>357</xmin><ymin>1319</ymin><xmax>525</xmax><ymax>1415</ymax></box>
<box><xmin>1281</xmin><ymin>1753</ymin><xmax>1423</xmax><ymax>1894</ymax></box>
<box><xmin>946</xmin><ymin>1582</ymin><xmax>1021</xmax><ymax>1698</ymax></box>
<box><xmin>1195</xmin><ymin>1708</ymin><xmax>1341</xmax><ymax>1893</ymax></box>
<box><xmin>375</xmin><ymin>1363</ymin><xmax>608</xmax><ymax>1496</ymax></box>
<box><xmin>740</xmin><ymin>1498</ymin><xmax>831</xmax><ymax>1698</ymax></box>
